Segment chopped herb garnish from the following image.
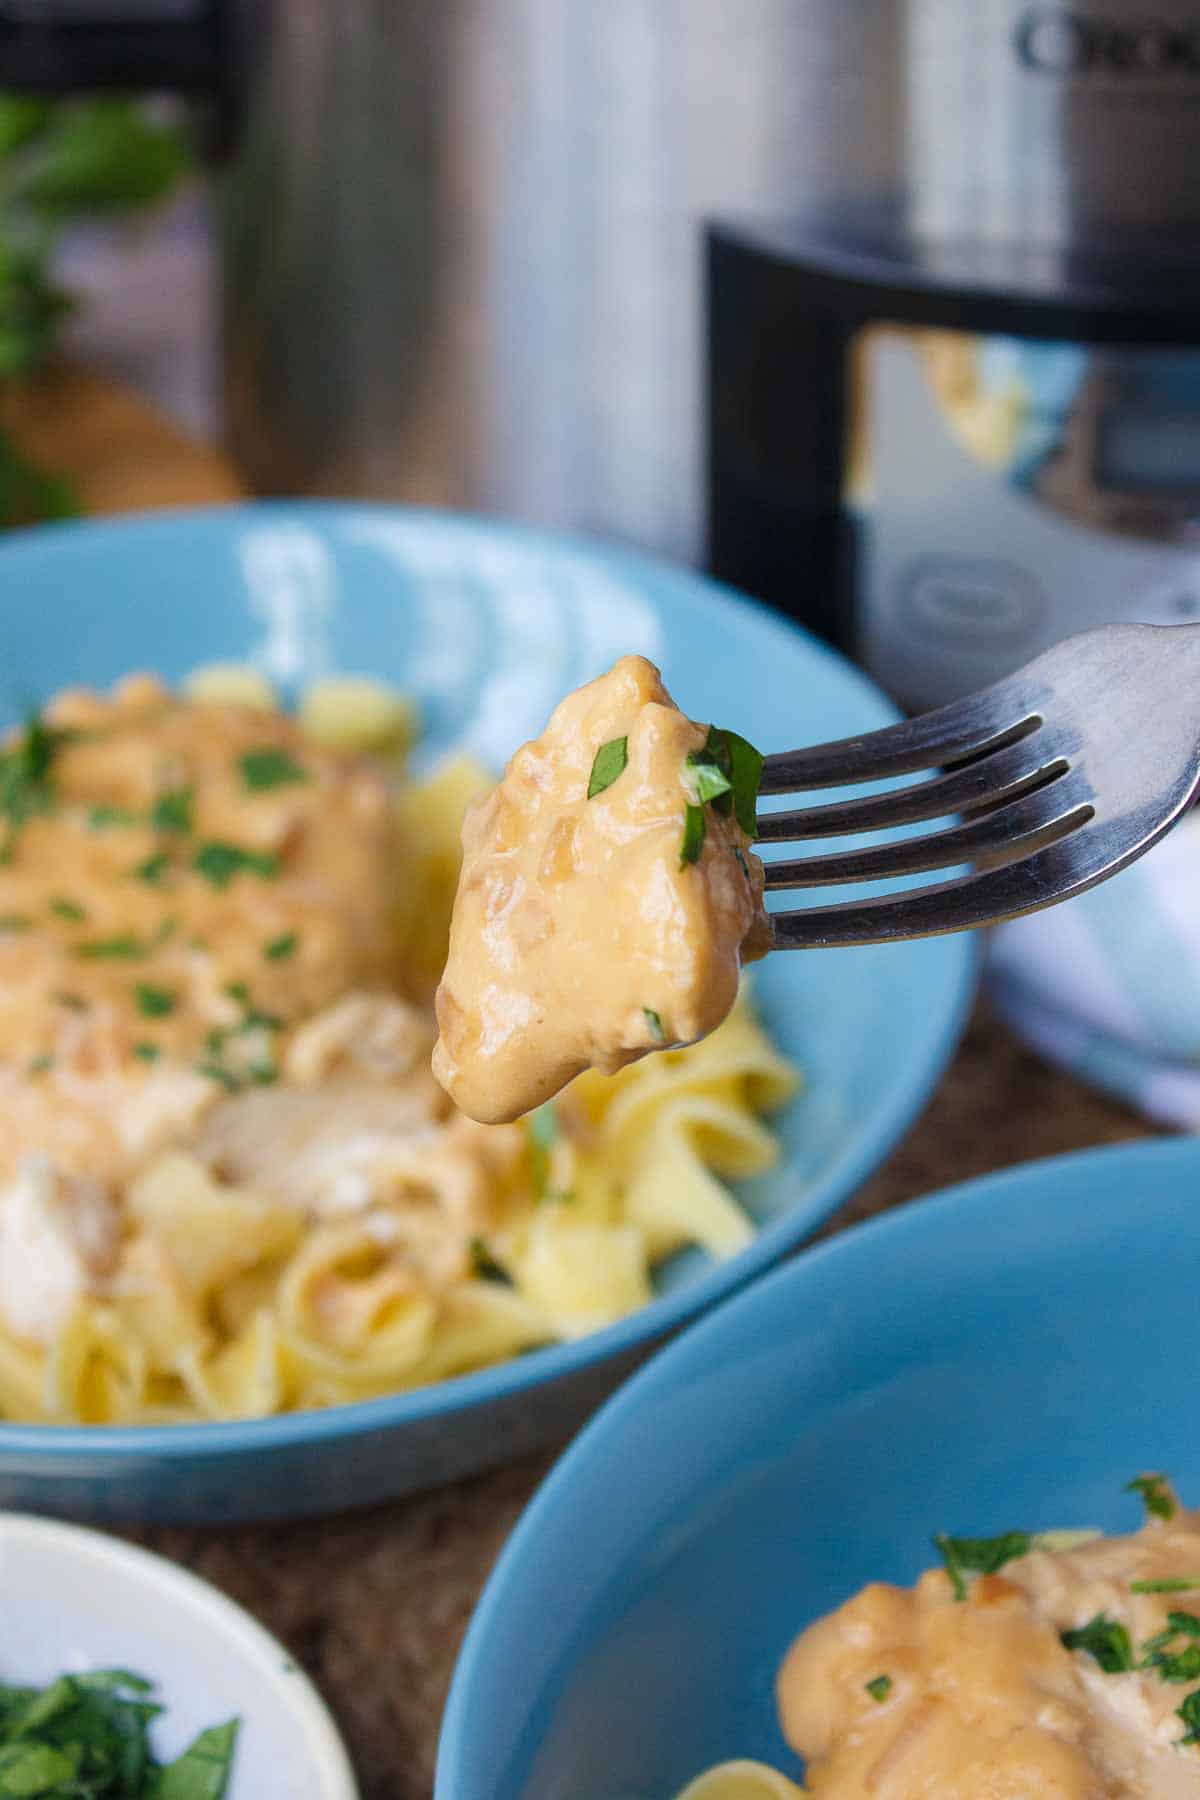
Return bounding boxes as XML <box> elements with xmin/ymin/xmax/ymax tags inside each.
<box><xmin>1178</xmin><ymin>1688</ymin><xmax>1200</xmax><ymax>1746</ymax></box>
<box><xmin>0</xmin><ymin>711</ymin><xmax>65</xmax><ymax>832</ymax></box>
<box><xmin>1129</xmin><ymin>1474</ymin><xmax>1176</xmax><ymax>1521</ymax></box>
<box><xmin>1132</xmin><ymin>1578</ymin><xmax>1200</xmax><ymax>1595</ymax></box>
<box><xmin>1142</xmin><ymin>1613</ymin><xmax>1200</xmax><ymax>1663</ymax></box>
<box><xmin>240</xmin><ymin>747</ymin><xmax>311</xmax><ymax>791</ymax></box>
<box><xmin>151</xmin><ymin>785</ymin><xmax>194</xmax><ymax>834</ymax></box>
<box><xmin>244</xmin><ymin>1007</ymin><xmax>284</xmax><ymax>1032</ymax></box>
<box><xmin>1139</xmin><ymin>1614</ymin><xmax>1200</xmax><ymax>1690</ymax></box>
<box><xmin>723</xmin><ymin>728</ymin><xmax>765</xmax><ymax>837</ymax></box>
<box><xmin>685</xmin><ymin>725</ymin><xmax>764</xmax><ymax>838</ymax></box>
<box><xmin>133</xmin><ymin>850</ymin><xmax>171</xmax><ymax>885</ymax></box>
<box><xmin>200</xmin><ymin>996</ymin><xmax>282</xmax><ymax>1091</ymax></box>
<box><xmin>468</xmin><ymin>1237</ymin><xmax>511</xmax><ymax>1283</ymax></box>
<box><xmin>133</xmin><ymin>1042</ymin><xmax>161</xmax><ymax>1063</ymax></box>
<box><xmin>865</xmin><ymin>1675</ymin><xmax>892</xmax><ymax>1703</ymax></box>
<box><xmin>53</xmin><ymin>991</ymin><xmax>88</xmax><ymax>1012</ymax></box>
<box><xmin>1061</xmin><ymin>1612</ymin><xmax>1135</xmax><ymax>1674</ymax></box>
<box><xmin>1151</xmin><ymin>1644</ymin><xmax>1200</xmax><ymax>1684</ymax></box>
<box><xmin>685</xmin><ymin>739</ymin><xmax>734</xmax><ymax>808</ymax></box>
<box><xmin>48</xmin><ymin>896</ymin><xmax>86</xmax><ymax>922</ymax></box>
<box><xmin>934</xmin><ymin>1531</ymin><xmax>1032</xmax><ymax>1601</ymax></box>
<box><xmin>680</xmin><ymin>801</ymin><xmax>706</xmax><ymax>867</ymax></box>
<box><xmin>587</xmin><ymin>736</ymin><xmax>628</xmax><ymax>799</ymax></box>
<box><xmin>643</xmin><ymin>1007</ymin><xmax>665</xmax><ymax>1043</ymax></box>
<box><xmin>88</xmin><ymin>803</ymin><xmax>139</xmax><ymax>829</ymax></box>
<box><xmin>193</xmin><ymin>842</ymin><xmax>279</xmax><ymax>889</ymax></box>
<box><xmin>26</xmin><ymin>1054</ymin><xmax>54</xmax><ymax>1076</ymax></box>
<box><xmin>135</xmin><ymin>983</ymin><xmax>176</xmax><ymax>1019</ymax></box>
<box><xmin>75</xmin><ymin>934</ymin><xmax>145</xmax><ymax>961</ymax></box>
<box><xmin>0</xmin><ymin>1666</ymin><xmax>238</xmax><ymax>1797</ymax></box>
<box><xmin>0</xmin><ymin>914</ymin><xmax>31</xmax><ymax>933</ymax></box>
<box><xmin>195</xmin><ymin>1060</ymin><xmax>241</xmax><ymax>1091</ymax></box>
<box><xmin>264</xmin><ymin>931</ymin><xmax>298</xmax><ymax>961</ymax></box>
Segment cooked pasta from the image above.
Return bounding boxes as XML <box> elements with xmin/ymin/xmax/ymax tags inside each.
<box><xmin>0</xmin><ymin>666</ymin><xmax>799</xmax><ymax>1424</ymax></box>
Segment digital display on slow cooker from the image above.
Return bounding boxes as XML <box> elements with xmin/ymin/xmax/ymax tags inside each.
<box><xmin>1097</xmin><ymin>412</ymin><xmax>1200</xmax><ymax>495</ymax></box>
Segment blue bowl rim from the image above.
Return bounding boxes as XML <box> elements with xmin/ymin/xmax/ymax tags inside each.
<box><xmin>0</xmin><ymin>500</ymin><xmax>976</xmax><ymax>1461</ymax></box>
<box><xmin>435</xmin><ymin>1132</ymin><xmax>1193</xmax><ymax>1796</ymax></box>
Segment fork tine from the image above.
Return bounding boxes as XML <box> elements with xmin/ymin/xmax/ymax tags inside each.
<box><xmin>761</xmin><ymin>790</ymin><xmax>1093</xmax><ymax>890</ymax></box>
<box><xmin>768</xmin><ymin>813</ymin><xmax>1162</xmax><ymax>949</ymax></box>
<box><xmin>758</xmin><ymin>687</ymin><xmax>1042</xmax><ymax>796</ymax></box>
<box><xmin>755</xmin><ymin>738</ymin><xmax>1068</xmax><ymax>843</ymax></box>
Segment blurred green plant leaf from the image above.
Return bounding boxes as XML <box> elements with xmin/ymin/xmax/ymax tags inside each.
<box><xmin>0</xmin><ymin>94</ymin><xmax>192</xmax><ymax>530</ymax></box>
<box><xmin>11</xmin><ymin>100</ymin><xmax>189</xmax><ymax>217</ymax></box>
<box><xmin>0</xmin><ymin>97</ymin><xmax>52</xmax><ymax>160</ymax></box>
<box><xmin>0</xmin><ymin>429</ymin><xmax>81</xmax><ymax>528</ymax></box>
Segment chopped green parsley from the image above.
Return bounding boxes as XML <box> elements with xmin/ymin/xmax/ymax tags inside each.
<box><xmin>679</xmin><ymin>725</ymin><xmax>764</xmax><ymax>864</ymax></box>
<box><xmin>643</xmin><ymin>1007</ymin><xmax>665</xmax><ymax>1043</ymax></box>
<box><xmin>48</xmin><ymin>896</ymin><xmax>86</xmax><ymax>922</ymax></box>
<box><xmin>240</xmin><ymin>748</ymin><xmax>310</xmax><ymax>791</ymax></box>
<box><xmin>1179</xmin><ymin>1689</ymin><xmax>1200</xmax><ymax>1746</ymax></box>
<box><xmin>1060</xmin><ymin>1613</ymin><xmax>1134</xmax><ymax>1674</ymax></box>
<box><xmin>468</xmin><ymin>1237</ymin><xmax>510</xmax><ymax>1284</ymax></box>
<box><xmin>0</xmin><ymin>1666</ymin><xmax>238</xmax><ymax>1797</ymax></box>
<box><xmin>587</xmin><ymin>736</ymin><xmax>628</xmax><ymax>799</ymax></box>
<box><xmin>88</xmin><ymin>804</ymin><xmax>139</xmax><ymax>830</ymax></box>
<box><xmin>679</xmin><ymin>801</ymin><xmax>706</xmax><ymax>867</ymax></box>
<box><xmin>193</xmin><ymin>842</ymin><xmax>279</xmax><ymax>889</ymax></box>
<box><xmin>263</xmin><ymin>931</ymin><xmax>298</xmax><ymax>961</ymax></box>
<box><xmin>151</xmin><ymin>785</ymin><xmax>194</xmax><ymax>834</ymax></box>
<box><xmin>933</xmin><ymin>1530</ymin><xmax>1033</xmax><ymax>1602</ymax></box>
<box><xmin>135</xmin><ymin>983</ymin><xmax>176</xmax><ymax>1019</ymax></box>
<box><xmin>133</xmin><ymin>850</ymin><xmax>171</xmax><ymax>885</ymax></box>
<box><xmin>864</xmin><ymin>1675</ymin><xmax>892</xmax><ymax>1703</ymax></box>
<box><xmin>75</xmin><ymin>934</ymin><xmax>146</xmax><ymax>961</ymax></box>
<box><xmin>1128</xmin><ymin>1474</ymin><xmax>1176</xmax><ymax>1522</ymax></box>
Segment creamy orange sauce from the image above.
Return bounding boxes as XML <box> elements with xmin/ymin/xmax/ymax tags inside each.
<box><xmin>0</xmin><ymin>675</ymin><xmax>402</xmax><ymax>1196</ymax></box>
<box><xmin>433</xmin><ymin>656</ymin><xmax>769</xmax><ymax>1124</ymax></box>
<box><xmin>779</xmin><ymin>1507</ymin><xmax>1200</xmax><ymax>1798</ymax></box>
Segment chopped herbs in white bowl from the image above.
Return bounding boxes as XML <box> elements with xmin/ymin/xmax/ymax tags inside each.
<box><xmin>0</xmin><ymin>1515</ymin><xmax>357</xmax><ymax>1800</ymax></box>
<box><xmin>0</xmin><ymin>1669</ymin><xmax>235</xmax><ymax>1798</ymax></box>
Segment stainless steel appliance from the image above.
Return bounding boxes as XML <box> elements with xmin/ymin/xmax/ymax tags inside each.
<box><xmin>3</xmin><ymin>0</ymin><xmax>898</xmax><ymax>559</ymax></box>
<box><xmin>8</xmin><ymin>0</ymin><xmax>1200</xmax><ymax>658</ymax></box>
<box><xmin>709</xmin><ymin>2</ymin><xmax>1200</xmax><ymax>706</ymax></box>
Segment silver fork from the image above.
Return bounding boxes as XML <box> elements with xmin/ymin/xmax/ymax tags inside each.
<box><xmin>758</xmin><ymin>622</ymin><xmax>1200</xmax><ymax>948</ymax></box>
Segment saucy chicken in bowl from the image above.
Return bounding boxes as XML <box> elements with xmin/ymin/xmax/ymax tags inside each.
<box><xmin>0</xmin><ymin>503</ymin><xmax>972</xmax><ymax>1518</ymax></box>
<box><xmin>437</xmin><ymin>1138</ymin><xmax>1200</xmax><ymax>1800</ymax></box>
<box><xmin>0</xmin><ymin>667</ymin><xmax>794</xmax><ymax>1426</ymax></box>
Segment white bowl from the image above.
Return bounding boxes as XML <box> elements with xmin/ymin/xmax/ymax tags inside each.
<box><xmin>0</xmin><ymin>1513</ymin><xmax>358</xmax><ymax>1798</ymax></box>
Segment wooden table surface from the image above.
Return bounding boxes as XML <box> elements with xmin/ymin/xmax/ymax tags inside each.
<box><xmin>6</xmin><ymin>381</ymin><xmax>1163</xmax><ymax>1797</ymax></box>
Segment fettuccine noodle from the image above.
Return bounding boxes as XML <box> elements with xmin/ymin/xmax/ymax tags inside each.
<box><xmin>0</xmin><ymin>666</ymin><xmax>799</xmax><ymax>1424</ymax></box>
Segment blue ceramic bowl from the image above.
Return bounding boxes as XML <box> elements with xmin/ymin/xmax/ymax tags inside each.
<box><xmin>437</xmin><ymin>1136</ymin><xmax>1199</xmax><ymax>1800</ymax></box>
<box><xmin>0</xmin><ymin>503</ymin><xmax>972</xmax><ymax>1522</ymax></box>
